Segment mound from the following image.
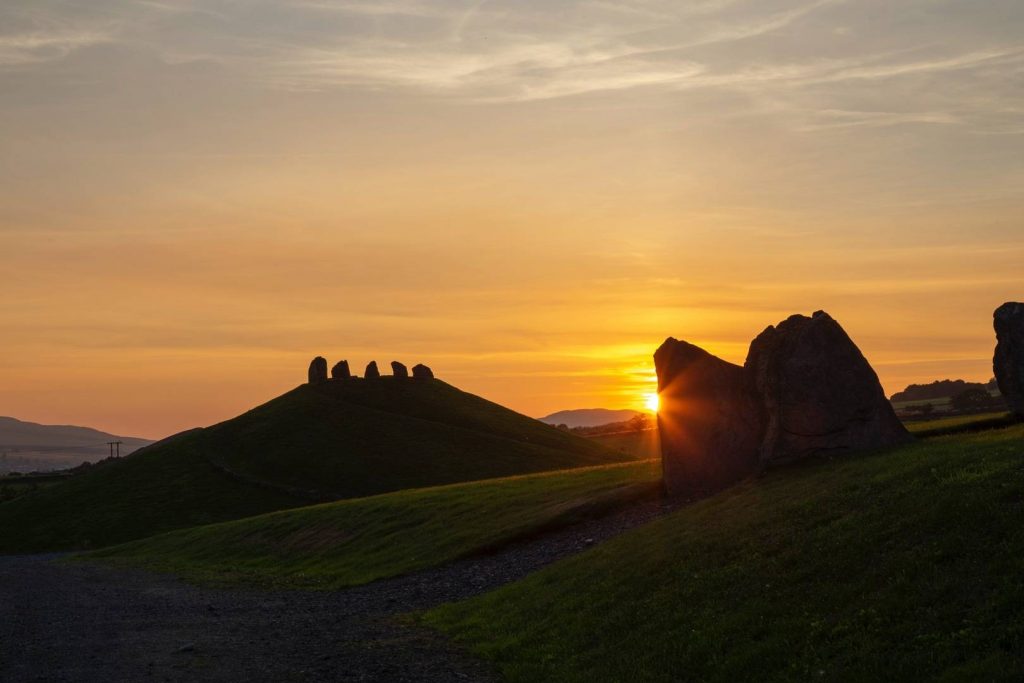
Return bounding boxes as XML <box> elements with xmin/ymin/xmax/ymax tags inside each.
<box><xmin>0</xmin><ymin>378</ymin><xmax>628</xmax><ymax>553</ymax></box>
<box><xmin>428</xmin><ymin>425</ymin><xmax>1024</xmax><ymax>681</ymax></box>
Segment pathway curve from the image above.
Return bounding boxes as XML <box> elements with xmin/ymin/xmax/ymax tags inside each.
<box><xmin>0</xmin><ymin>494</ymin><xmax>680</xmax><ymax>682</ymax></box>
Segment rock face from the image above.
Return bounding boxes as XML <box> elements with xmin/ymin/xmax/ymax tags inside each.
<box><xmin>994</xmin><ymin>302</ymin><xmax>1024</xmax><ymax>417</ymax></box>
<box><xmin>656</xmin><ymin>310</ymin><xmax>913</xmax><ymax>495</ymax></box>
<box><xmin>364</xmin><ymin>361</ymin><xmax>380</xmax><ymax>379</ymax></box>
<box><xmin>654</xmin><ymin>338</ymin><xmax>764</xmax><ymax>495</ymax></box>
<box><xmin>391</xmin><ymin>361</ymin><xmax>409</xmax><ymax>379</ymax></box>
<box><xmin>331</xmin><ymin>360</ymin><xmax>351</xmax><ymax>380</ymax></box>
<box><xmin>308</xmin><ymin>357</ymin><xmax>328</xmax><ymax>384</ymax></box>
<box><xmin>745</xmin><ymin>311</ymin><xmax>912</xmax><ymax>466</ymax></box>
<box><xmin>412</xmin><ymin>364</ymin><xmax>434</xmax><ymax>380</ymax></box>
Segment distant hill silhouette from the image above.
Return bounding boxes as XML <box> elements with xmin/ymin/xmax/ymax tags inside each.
<box><xmin>539</xmin><ymin>408</ymin><xmax>652</xmax><ymax>429</ymax></box>
<box><xmin>0</xmin><ymin>416</ymin><xmax>152</xmax><ymax>474</ymax></box>
<box><xmin>0</xmin><ymin>379</ymin><xmax>630</xmax><ymax>553</ymax></box>
<box><xmin>890</xmin><ymin>379</ymin><xmax>998</xmax><ymax>403</ymax></box>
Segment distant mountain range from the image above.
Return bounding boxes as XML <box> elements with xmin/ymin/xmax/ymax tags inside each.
<box><xmin>0</xmin><ymin>417</ymin><xmax>153</xmax><ymax>474</ymax></box>
<box><xmin>538</xmin><ymin>408</ymin><xmax>652</xmax><ymax>429</ymax></box>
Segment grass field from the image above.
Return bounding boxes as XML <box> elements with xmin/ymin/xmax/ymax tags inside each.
<box><xmin>904</xmin><ymin>411</ymin><xmax>1011</xmax><ymax>434</ymax></box>
<box><xmin>86</xmin><ymin>459</ymin><xmax>661</xmax><ymax>589</ymax></box>
<box><xmin>425</xmin><ymin>425</ymin><xmax>1024</xmax><ymax>682</ymax></box>
<box><xmin>587</xmin><ymin>428</ymin><xmax>661</xmax><ymax>459</ymax></box>
<box><xmin>0</xmin><ymin>379</ymin><xmax>629</xmax><ymax>553</ymax></box>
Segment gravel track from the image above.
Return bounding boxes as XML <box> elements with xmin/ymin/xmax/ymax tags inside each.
<box><xmin>0</xmin><ymin>494</ymin><xmax>680</xmax><ymax>682</ymax></box>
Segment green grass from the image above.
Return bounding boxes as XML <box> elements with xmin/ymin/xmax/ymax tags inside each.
<box><xmin>905</xmin><ymin>411</ymin><xmax>1010</xmax><ymax>434</ymax></box>
<box><xmin>86</xmin><ymin>459</ymin><xmax>661</xmax><ymax>589</ymax></box>
<box><xmin>588</xmin><ymin>428</ymin><xmax>661</xmax><ymax>460</ymax></box>
<box><xmin>0</xmin><ymin>379</ymin><xmax>629</xmax><ymax>553</ymax></box>
<box><xmin>425</xmin><ymin>425</ymin><xmax>1024</xmax><ymax>682</ymax></box>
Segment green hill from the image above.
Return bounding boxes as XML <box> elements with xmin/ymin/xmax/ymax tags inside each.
<box><xmin>85</xmin><ymin>459</ymin><xmax>660</xmax><ymax>589</ymax></box>
<box><xmin>0</xmin><ymin>378</ymin><xmax>629</xmax><ymax>553</ymax></box>
<box><xmin>426</xmin><ymin>425</ymin><xmax>1024</xmax><ymax>682</ymax></box>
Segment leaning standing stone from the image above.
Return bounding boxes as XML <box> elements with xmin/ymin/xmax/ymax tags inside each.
<box><xmin>994</xmin><ymin>302</ymin><xmax>1024</xmax><ymax>417</ymax></box>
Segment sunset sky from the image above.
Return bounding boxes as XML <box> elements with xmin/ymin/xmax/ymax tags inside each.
<box><xmin>2</xmin><ymin>0</ymin><xmax>1022</xmax><ymax>438</ymax></box>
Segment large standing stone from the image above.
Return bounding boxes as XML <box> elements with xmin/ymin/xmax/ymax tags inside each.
<box><xmin>391</xmin><ymin>361</ymin><xmax>409</xmax><ymax>379</ymax></box>
<box><xmin>745</xmin><ymin>310</ymin><xmax>912</xmax><ymax>466</ymax></box>
<box><xmin>308</xmin><ymin>356</ymin><xmax>328</xmax><ymax>384</ymax></box>
<box><xmin>412</xmin><ymin>363</ymin><xmax>434</xmax><ymax>380</ymax></box>
<box><xmin>994</xmin><ymin>302</ymin><xmax>1024</xmax><ymax>418</ymax></box>
<box><xmin>331</xmin><ymin>360</ymin><xmax>351</xmax><ymax>380</ymax></box>
<box><xmin>364</xmin><ymin>361</ymin><xmax>380</xmax><ymax>379</ymax></box>
<box><xmin>654</xmin><ymin>338</ymin><xmax>764</xmax><ymax>495</ymax></box>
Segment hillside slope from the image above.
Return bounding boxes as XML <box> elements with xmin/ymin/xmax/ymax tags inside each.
<box><xmin>428</xmin><ymin>425</ymin><xmax>1024</xmax><ymax>682</ymax></box>
<box><xmin>87</xmin><ymin>459</ymin><xmax>660</xmax><ymax>589</ymax></box>
<box><xmin>0</xmin><ymin>378</ymin><xmax>628</xmax><ymax>553</ymax></box>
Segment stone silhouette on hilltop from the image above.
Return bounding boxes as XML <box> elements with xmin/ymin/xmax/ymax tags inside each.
<box><xmin>308</xmin><ymin>356</ymin><xmax>328</xmax><ymax>384</ymax></box>
<box><xmin>331</xmin><ymin>360</ymin><xmax>351</xmax><ymax>380</ymax></box>
<box><xmin>305</xmin><ymin>357</ymin><xmax>437</xmax><ymax>383</ymax></box>
<box><xmin>994</xmin><ymin>302</ymin><xmax>1024</xmax><ymax>418</ymax></box>
<box><xmin>656</xmin><ymin>310</ymin><xmax>912</xmax><ymax>495</ymax></box>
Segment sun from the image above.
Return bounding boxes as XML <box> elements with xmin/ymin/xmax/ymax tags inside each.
<box><xmin>644</xmin><ymin>392</ymin><xmax>660</xmax><ymax>412</ymax></box>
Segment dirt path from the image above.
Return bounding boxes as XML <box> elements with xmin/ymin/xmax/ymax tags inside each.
<box><xmin>0</xmin><ymin>495</ymin><xmax>680</xmax><ymax>682</ymax></box>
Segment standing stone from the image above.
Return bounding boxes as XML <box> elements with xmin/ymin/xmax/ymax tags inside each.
<box><xmin>391</xmin><ymin>361</ymin><xmax>409</xmax><ymax>379</ymax></box>
<box><xmin>745</xmin><ymin>310</ymin><xmax>912</xmax><ymax>466</ymax></box>
<box><xmin>364</xmin><ymin>361</ymin><xmax>380</xmax><ymax>379</ymax></box>
<box><xmin>654</xmin><ymin>338</ymin><xmax>764</xmax><ymax>495</ymax></box>
<box><xmin>307</xmin><ymin>356</ymin><xmax>328</xmax><ymax>384</ymax></box>
<box><xmin>331</xmin><ymin>360</ymin><xmax>351</xmax><ymax>380</ymax></box>
<box><xmin>994</xmin><ymin>302</ymin><xmax>1024</xmax><ymax>418</ymax></box>
<box><xmin>412</xmin><ymin>363</ymin><xmax>434</xmax><ymax>380</ymax></box>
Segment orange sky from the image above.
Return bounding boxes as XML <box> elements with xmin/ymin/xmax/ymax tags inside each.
<box><xmin>2</xmin><ymin>0</ymin><xmax>1022</xmax><ymax>438</ymax></box>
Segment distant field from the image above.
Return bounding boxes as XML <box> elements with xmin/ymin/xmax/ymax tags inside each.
<box><xmin>587</xmin><ymin>428</ymin><xmax>661</xmax><ymax>460</ymax></box>
<box><xmin>426</xmin><ymin>425</ymin><xmax>1024</xmax><ymax>682</ymax></box>
<box><xmin>905</xmin><ymin>411</ymin><xmax>1011</xmax><ymax>434</ymax></box>
<box><xmin>86</xmin><ymin>460</ymin><xmax>661</xmax><ymax>589</ymax></box>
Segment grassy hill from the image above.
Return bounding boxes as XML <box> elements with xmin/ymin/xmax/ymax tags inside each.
<box><xmin>0</xmin><ymin>378</ymin><xmax>629</xmax><ymax>553</ymax></box>
<box><xmin>85</xmin><ymin>459</ymin><xmax>660</xmax><ymax>589</ymax></box>
<box><xmin>426</xmin><ymin>424</ymin><xmax>1024</xmax><ymax>682</ymax></box>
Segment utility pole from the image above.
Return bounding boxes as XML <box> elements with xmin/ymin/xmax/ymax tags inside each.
<box><xmin>107</xmin><ymin>441</ymin><xmax>123</xmax><ymax>458</ymax></box>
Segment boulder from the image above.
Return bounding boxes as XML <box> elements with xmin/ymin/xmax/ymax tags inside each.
<box><xmin>994</xmin><ymin>302</ymin><xmax>1024</xmax><ymax>417</ymax></box>
<box><xmin>412</xmin><ymin>363</ymin><xmax>434</xmax><ymax>380</ymax></box>
<box><xmin>654</xmin><ymin>338</ymin><xmax>764</xmax><ymax>495</ymax></box>
<box><xmin>391</xmin><ymin>361</ymin><xmax>409</xmax><ymax>379</ymax></box>
<box><xmin>307</xmin><ymin>356</ymin><xmax>328</xmax><ymax>384</ymax></box>
<box><xmin>364</xmin><ymin>361</ymin><xmax>380</xmax><ymax>379</ymax></box>
<box><xmin>745</xmin><ymin>311</ymin><xmax>912</xmax><ymax>466</ymax></box>
<box><xmin>331</xmin><ymin>360</ymin><xmax>351</xmax><ymax>380</ymax></box>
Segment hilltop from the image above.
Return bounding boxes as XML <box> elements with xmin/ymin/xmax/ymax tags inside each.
<box><xmin>0</xmin><ymin>378</ymin><xmax>628</xmax><ymax>553</ymax></box>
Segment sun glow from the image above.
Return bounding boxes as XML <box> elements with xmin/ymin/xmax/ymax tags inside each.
<box><xmin>644</xmin><ymin>392</ymin><xmax>660</xmax><ymax>412</ymax></box>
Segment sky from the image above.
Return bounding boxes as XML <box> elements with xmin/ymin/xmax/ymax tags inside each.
<box><xmin>1</xmin><ymin>0</ymin><xmax>1022</xmax><ymax>439</ymax></box>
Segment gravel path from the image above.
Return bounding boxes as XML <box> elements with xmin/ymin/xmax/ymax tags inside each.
<box><xmin>0</xmin><ymin>495</ymin><xmax>681</xmax><ymax>683</ymax></box>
